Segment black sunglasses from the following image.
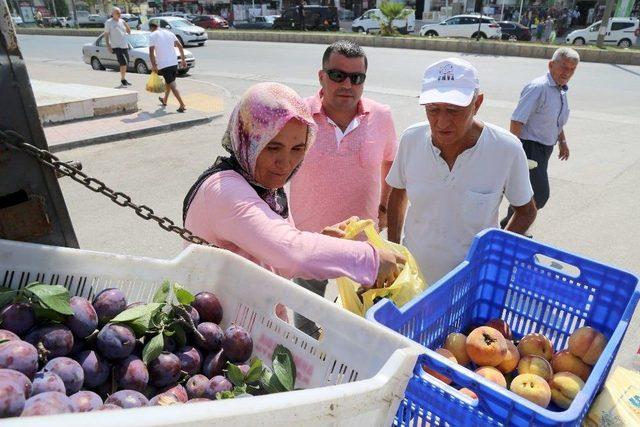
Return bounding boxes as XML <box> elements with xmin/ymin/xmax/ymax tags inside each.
<box><xmin>324</xmin><ymin>69</ymin><xmax>367</xmax><ymax>85</ymax></box>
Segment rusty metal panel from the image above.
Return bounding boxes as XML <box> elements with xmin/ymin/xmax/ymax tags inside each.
<box><xmin>0</xmin><ymin>196</ymin><xmax>52</xmax><ymax>240</ymax></box>
<box><xmin>0</xmin><ymin>0</ymin><xmax>78</xmax><ymax>248</ymax></box>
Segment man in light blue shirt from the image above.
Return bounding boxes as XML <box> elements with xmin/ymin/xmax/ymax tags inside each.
<box><xmin>501</xmin><ymin>47</ymin><xmax>579</xmax><ymax>228</ymax></box>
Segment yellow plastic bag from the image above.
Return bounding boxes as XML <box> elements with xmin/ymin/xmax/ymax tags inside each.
<box><xmin>336</xmin><ymin>219</ymin><xmax>427</xmax><ymax>317</ymax></box>
<box><xmin>145</xmin><ymin>72</ymin><xmax>165</xmax><ymax>93</ymax></box>
<box><xmin>584</xmin><ymin>366</ymin><xmax>640</xmax><ymax>426</ymax></box>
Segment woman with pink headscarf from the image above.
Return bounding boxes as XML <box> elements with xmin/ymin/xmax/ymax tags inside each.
<box><xmin>183</xmin><ymin>83</ymin><xmax>403</xmax><ymax>291</ymax></box>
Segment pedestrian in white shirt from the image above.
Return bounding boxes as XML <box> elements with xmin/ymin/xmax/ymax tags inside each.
<box><xmin>149</xmin><ymin>21</ymin><xmax>187</xmax><ymax>112</ymax></box>
<box><xmin>386</xmin><ymin>58</ymin><xmax>537</xmax><ymax>285</ymax></box>
<box><xmin>104</xmin><ymin>7</ymin><xmax>131</xmax><ymax>87</ymax></box>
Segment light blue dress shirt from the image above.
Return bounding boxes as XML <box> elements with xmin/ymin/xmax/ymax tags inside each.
<box><xmin>511</xmin><ymin>73</ymin><xmax>570</xmax><ymax>146</ymax></box>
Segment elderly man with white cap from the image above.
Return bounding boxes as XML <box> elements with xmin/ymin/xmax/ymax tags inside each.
<box><xmin>386</xmin><ymin>58</ymin><xmax>537</xmax><ymax>284</ymax></box>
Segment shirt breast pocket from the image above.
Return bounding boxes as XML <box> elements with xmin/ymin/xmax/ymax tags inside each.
<box><xmin>461</xmin><ymin>190</ymin><xmax>502</xmax><ymax>231</ymax></box>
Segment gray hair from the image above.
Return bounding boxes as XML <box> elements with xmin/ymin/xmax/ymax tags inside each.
<box><xmin>112</xmin><ymin>7</ymin><xmax>121</xmax><ymax>15</ymax></box>
<box><xmin>552</xmin><ymin>47</ymin><xmax>580</xmax><ymax>63</ymax></box>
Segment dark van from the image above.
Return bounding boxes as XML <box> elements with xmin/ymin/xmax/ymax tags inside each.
<box><xmin>273</xmin><ymin>5</ymin><xmax>339</xmax><ymax>31</ymax></box>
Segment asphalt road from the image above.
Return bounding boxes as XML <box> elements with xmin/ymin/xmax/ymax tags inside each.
<box><xmin>12</xmin><ymin>33</ymin><xmax>640</xmax><ymax>377</ymax></box>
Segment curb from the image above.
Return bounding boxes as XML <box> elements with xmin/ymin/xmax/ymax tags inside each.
<box><xmin>17</xmin><ymin>28</ymin><xmax>640</xmax><ymax>66</ymax></box>
<box><xmin>48</xmin><ymin>112</ymin><xmax>221</xmax><ymax>153</ymax></box>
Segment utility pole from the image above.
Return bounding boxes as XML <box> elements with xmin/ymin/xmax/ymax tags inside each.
<box><xmin>70</xmin><ymin>0</ymin><xmax>79</xmax><ymax>28</ymax></box>
<box><xmin>596</xmin><ymin>0</ymin><xmax>616</xmax><ymax>48</ymax></box>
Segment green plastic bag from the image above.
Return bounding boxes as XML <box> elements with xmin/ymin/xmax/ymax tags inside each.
<box><xmin>146</xmin><ymin>72</ymin><xmax>165</xmax><ymax>93</ymax></box>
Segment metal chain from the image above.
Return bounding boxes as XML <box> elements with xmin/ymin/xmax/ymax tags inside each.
<box><xmin>0</xmin><ymin>129</ymin><xmax>212</xmax><ymax>246</ymax></box>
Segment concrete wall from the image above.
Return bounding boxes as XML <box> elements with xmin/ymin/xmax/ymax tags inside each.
<box><xmin>16</xmin><ymin>27</ymin><xmax>640</xmax><ymax>66</ymax></box>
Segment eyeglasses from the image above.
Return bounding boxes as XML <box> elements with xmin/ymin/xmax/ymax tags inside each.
<box><xmin>324</xmin><ymin>69</ymin><xmax>366</xmax><ymax>85</ymax></box>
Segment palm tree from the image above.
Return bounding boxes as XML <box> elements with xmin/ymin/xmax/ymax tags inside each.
<box><xmin>375</xmin><ymin>2</ymin><xmax>413</xmax><ymax>37</ymax></box>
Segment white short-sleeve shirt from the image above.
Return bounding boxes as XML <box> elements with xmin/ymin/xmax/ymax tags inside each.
<box><xmin>149</xmin><ymin>29</ymin><xmax>179</xmax><ymax>70</ymax></box>
<box><xmin>386</xmin><ymin>121</ymin><xmax>533</xmax><ymax>285</ymax></box>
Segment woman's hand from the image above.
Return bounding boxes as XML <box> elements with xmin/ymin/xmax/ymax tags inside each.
<box><xmin>373</xmin><ymin>247</ymin><xmax>406</xmax><ymax>289</ymax></box>
<box><xmin>321</xmin><ymin>216</ymin><xmax>359</xmax><ymax>238</ymax></box>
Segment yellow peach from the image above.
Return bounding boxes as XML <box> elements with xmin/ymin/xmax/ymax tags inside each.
<box><xmin>517</xmin><ymin>355</ymin><xmax>553</xmax><ymax>381</ymax></box>
<box><xmin>549</xmin><ymin>371</ymin><xmax>585</xmax><ymax>409</ymax></box>
<box><xmin>568</xmin><ymin>326</ymin><xmax>607</xmax><ymax>366</ymax></box>
<box><xmin>510</xmin><ymin>373</ymin><xmax>552</xmax><ymax>408</ymax></box>
<box><xmin>551</xmin><ymin>350</ymin><xmax>592</xmax><ymax>382</ymax></box>
<box><xmin>444</xmin><ymin>332</ymin><xmax>471</xmax><ymax>366</ymax></box>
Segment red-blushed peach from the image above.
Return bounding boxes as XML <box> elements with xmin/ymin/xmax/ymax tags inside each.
<box><xmin>422</xmin><ymin>348</ymin><xmax>457</xmax><ymax>385</ymax></box>
<box><xmin>549</xmin><ymin>371</ymin><xmax>585</xmax><ymax>409</ymax></box>
<box><xmin>485</xmin><ymin>318</ymin><xmax>513</xmax><ymax>340</ymax></box>
<box><xmin>517</xmin><ymin>333</ymin><xmax>553</xmax><ymax>360</ymax></box>
<box><xmin>568</xmin><ymin>326</ymin><xmax>607</xmax><ymax>366</ymax></box>
<box><xmin>510</xmin><ymin>373</ymin><xmax>552</xmax><ymax>408</ymax></box>
<box><xmin>551</xmin><ymin>350</ymin><xmax>592</xmax><ymax>382</ymax></box>
<box><xmin>466</xmin><ymin>327</ymin><xmax>508</xmax><ymax>367</ymax></box>
<box><xmin>497</xmin><ymin>340</ymin><xmax>520</xmax><ymax>374</ymax></box>
<box><xmin>475</xmin><ymin>366</ymin><xmax>507</xmax><ymax>388</ymax></box>
<box><xmin>459</xmin><ymin>388</ymin><xmax>478</xmax><ymax>400</ymax></box>
<box><xmin>444</xmin><ymin>332</ymin><xmax>471</xmax><ymax>366</ymax></box>
<box><xmin>517</xmin><ymin>355</ymin><xmax>554</xmax><ymax>381</ymax></box>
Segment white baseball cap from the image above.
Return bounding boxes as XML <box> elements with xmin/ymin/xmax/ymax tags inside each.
<box><xmin>419</xmin><ymin>58</ymin><xmax>480</xmax><ymax>106</ymax></box>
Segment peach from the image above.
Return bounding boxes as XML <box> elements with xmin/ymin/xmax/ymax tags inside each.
<box><xmin>475</xmin><ymin>366</ymin><xmax>507</xmax><ymax>388</ymax></box>
<box><xmin>485</xmin><ymin>318</ymin><xmax>513</xmax><ymax>340</ymax></box>
<box><xmin>551</xmin><ymin>350</ymin><xmax>592</xmax><ymax>382</ymax></box>
<box><xmin>497</xmin><ymin>340</ymin><xmax>520</xmax><ymax>374</ymax></box>
<box><xmin>517</xmin><ymin>355</ymin><xmax>553</xmax><ymax>381</ymax></box>
<box><xmin>422</xmin><ymin>348</ymin><xmax>457</xmax><ymax>385</ymax></box>
<box><xmin>466</xmin><ymin>327</ymin><xmax>508</xmax><ymax>367</ymax></box>
<box><xmin>549</xmin><ymin>372</ymin><xmax>585</xmax><ymax>409</ymax></box>
<box><xmin>568</xmin><ymin>326</ymin><xmax>607</xmax><ymax>366</ymax></box>
<box><xmin>459</xmin><ymin>388</ymin><xmax>478</xmax><ymax>400</ymax></box>
<box><xmin>517</xmin><ymin>333</ymin><xmax>553</xmax><ymax>360</ymax></box>
<box><xmin>444</xmin><ymin>332</ymin><xmax>471</xmax><ymax>366</ymax></box>
<box><xmin>510</xmin><ymin>373</ymin><xmax>552</xmax><ymax>408</ymax></box>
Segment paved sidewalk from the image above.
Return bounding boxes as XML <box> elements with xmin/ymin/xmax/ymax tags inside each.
<box><xmin>44</xmin><ymin>89</ymin><xmax>224</xmax><ymax>152</ymax></box>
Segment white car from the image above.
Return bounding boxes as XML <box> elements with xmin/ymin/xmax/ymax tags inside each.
<box><xmin>82</xmin><ymin>30</ymin><xmax>195</xmax><ymax>74</ymax></box>
<box><xmin>351</xmin><ymin>8</ymin><xmax>415</xmax><ymax>34</ymax></box>
<box><xmin>565</xmin><ymin>17</ymin><xmax>639</xmax><ymax>48</ymax></box>
<box><xmin>11</xmin><ymin>15</ymin><xmax>23</xmax><ymax>26</ymax></box>
<box><xmin>142</xmin><ymin>16</ymin><xmax>208</xmax><ymax>46</ymax></box>
<box><xmin>420</xmin><ymin>14</ymin><xmax>501</xmax><ymax>39</ymax></box>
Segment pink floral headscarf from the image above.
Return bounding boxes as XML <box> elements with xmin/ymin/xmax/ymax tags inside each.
<box><xmin>222</xmin><ymin>82</ymin><xmax>316</xmax><ymax>177</ymax></box>
<box><xmin>183</xmin><ymin>83</ymin><xmax>315</xmax><ymax>221</ymax></box>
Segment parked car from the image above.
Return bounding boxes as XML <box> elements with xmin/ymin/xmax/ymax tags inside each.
<box><xmin>82</xmin><ymin>30</ymin><xmax>195</xmax><ymax>75</ymax></box>
<box><xmin>565</xmin><ymin>17</ymin><xmax>639</xmax><ymax>48</ymax></box>
<box><xmin>70</xmin><ymin>11</ymin><xmax>107</xmax><ymax>28</ymax></box>
<box><xmin>272</xmin><ymin>6</ymin><xmax>339</xmax><ymax>31</ymax></box>
<box><xmin>232</xmin><ymin>15</ymin><xmax>278</xmax><ymax>30</ymax></box>
<box><xmin>121</xmin><ymin>13</ymin><xmax>142</xmax><ymax>29</ymax></box>
<box><xmin>190</xmin><ymin>15</ymin><xmax>229</xmax><ymax>29</ymax></box>
<box><xmin>11</xmin><ymin>15</ymin><xmax>24</xmax><ymax>26</ymax></box>
<box><xmin>351</xmin><ymin>8</ymin><xmax>415</xmax><ymax>34</ymax></box>
<box><xmin>141</xmin><ymin>17</ymin><xmax>208</xmax><ymax>46</ymax></box>
<box><xmin>498</xmin><ymin>21</ymin><xmax>531</xmax><ymax>41</ymax></box>
<box><xmin>43</xmin><ymin>16</ymin><xmax>71</xmax><ymax>27</ymax></box>
<box><xmin>419</xmin><ymin>14</ymin><xmax>501</xmax><ymax>39</ymax></box>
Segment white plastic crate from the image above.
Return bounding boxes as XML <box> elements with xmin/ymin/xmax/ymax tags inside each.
<box><xmin>0</xmin><ymin>239</ymin><xmax>422</xmax><ymax>426</ymax></box>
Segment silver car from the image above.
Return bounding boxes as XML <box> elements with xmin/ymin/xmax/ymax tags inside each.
<box><xmin>82</xmin><ymin>30</ymin><xmax>195</xmax><ymax>75</ymax></box>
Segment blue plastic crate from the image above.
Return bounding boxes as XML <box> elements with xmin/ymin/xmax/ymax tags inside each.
<box><xmin>367</xmin><ymin>229</ymin><xmax>640</xmax><ymax>427</ymax></box>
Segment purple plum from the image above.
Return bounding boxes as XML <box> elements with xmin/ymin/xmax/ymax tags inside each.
<box><xmin>222</xmin><ymin>325</ymin><xmax>253</xmax><ymax>363</ymax></box>
<box><xmin>25</xmin><ymin>324</ymin><xmax>74</xmax><ymax>358</ymax></box>
<box><xmin>0</xmin><ymin>369</ymin><xmax>32</xmax><ymax>398</ymax></box>
<box><xmin>185</xmin><ymin>374</ymin><xmax>209</xmax><ymax>399</ymax></box>
<box><xmin>43</xmin><ymin>357</ymin><xmax>84</xmax><ymax>395</ymax></box>
<box><xmin>75</xmin><ymin>350</ymin><xmax>110</xmax><ymax>388</ymax></box>
<box><xmin>0</xmin><ymin>380</ymin><xmax>25</xmax><ymax>418</ymax></box>
<box><xmin>196</xmin><ymin>322</ymin><xmax>223</xmax><ymax>353</ymax></box>
<box><xmin>105</xmin><ymin>389</ymin><xmax>149</xmax><ymax>408</ymax></box>
<box><xmin>92</xmin><ymin>288</ymin><xmax>127</xmax><ymax>325</ymax></box>
<box><xmin>191</xmin><ymin>292</ymin><xmax>223</xmax><ymax>324</ymax></box>
<box><xmin>148</xmin><ymin>352</ymin><xmax>181</xmax><ymax>388</ymax></box>
<box><xmin>0</xmin><ymin>302</ymin><xmax>35</xmax><ymax>336</ymax></box>
<box><xmin>116</xmin><ymin>356</ymin><xmax>148</xmax><ymax>391</ymax></box>
<box><xmin>175</xmin><ymin>346</ymin><xmax>202</xmax><ymax>375</ymax></box>
<box><xmin>70</xmin><ymin>390</ymin><xmax>103</xmax><ymax>412</ymax></box>
<box><xmin>20</xmin><ymin>391</ymin><xmax>73</xmax><ymax>416</ymax></box>
<box><xmin>96</xmin><ymin>323</ymin><xmax>135</xmax><ymax>360</ymax></box>
<box><xmin>0</xmin><ymin>341</ymin><xmax>38</xmax><ymax>379</ymax></box>
<box><xmin>202</xmin><ymin>350</ymin><xmax>227</xmax><ymax>378</ymax></box>
<box><xmin>203</xmin><ymin>375</ymin><xmax>232</xmax><ymax>400</ymax></box>
<box><xmin>32</xmin><ymin>371</ymin><xmax>65</xmax><ymax>395</ymax></box>
<box><xmin>65</xmin><ymin>296</ymin><xmax>98</xmax><ymax>339</ymax></box>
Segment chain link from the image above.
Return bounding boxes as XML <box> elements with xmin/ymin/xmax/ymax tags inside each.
<box><xmin>0</xmin><ymin>129</ymin><xmax>213</xmax><ymax>246</ymax></box>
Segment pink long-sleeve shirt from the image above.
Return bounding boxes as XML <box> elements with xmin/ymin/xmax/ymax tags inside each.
<box><xmin>184</xmin><ymin>170</ymin><xmax>379</xmax><ymax>284</ymax></box>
